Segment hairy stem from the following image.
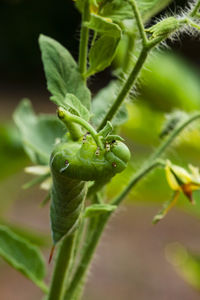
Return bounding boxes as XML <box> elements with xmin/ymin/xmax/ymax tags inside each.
<box><xmin>97</xmin><ymin>47</ymin><xmax>149</xmax><ymax>131</ymax></box>
<box><xmin>112</xmin><ymin>159</ymin><xmax>165</xmax><ymax>206</ymax></box>
<box><xmin>63</xmin><ymin>215</ymin><xmax>109</xmax><ymax>300</ymax></box>
<box><xmin>190</xmin><ymin>0</ymin><xmax>200</xmax><ymax>17</ymax></box>
<box><xmin>150</xmin><ymin>113</ymin><xmax>200</xmax><ymax>161</ymax></box>
<box><xmin>185</xmin><ymin>17</ymin><xmax>200</xmax><ymax>31</ymax></box>
<box><xmin>47</xmin><ymin>234</ymin><xmax>75</xmax><ymax>300</ymax></box>
<box><xmin>79</xmin><ymin>0</ymin><xmax>90</xmax><ymax>78</ymax></box>
<box><xmin>127</xmin><ymin>0</ymin><xmax>148</xmax><ymax>46</ymax></box>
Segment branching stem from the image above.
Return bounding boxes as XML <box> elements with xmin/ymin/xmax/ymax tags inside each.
<box><xmin>112</xmin><ymin>160</ymin><xmax>165</xmax><ymax>206</ymax></box>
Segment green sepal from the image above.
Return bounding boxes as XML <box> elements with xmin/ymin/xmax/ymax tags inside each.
<box><xmin>98</xmin><ymin>121</ymin><xmax>113</xmax><ymax>138</ymax></box>
<box><xmin>84</xmin><ymin>204</ymin><xmax>117</xmax><ymax>218</ymax></box>
<box><xmin>146</xmin><ymin>17</ymin><xmax>181</xmax><ymax>39</ymax></box>
<box><xmin>0</xmin><ymin>225</ymin><xmax>47</xmax><ymax>293</ymax></box>
<box><xmin>39</xmin><ymin>34</ymin><xmax>91</xmax><ymax>111</ymax></box>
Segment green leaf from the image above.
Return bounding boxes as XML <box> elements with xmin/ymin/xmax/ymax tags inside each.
<box><xmin>86</xmin><ymin>13</ymin><xmax>121</xmax><ymax>38</ymax></box>
<box><xmin>92</xmin><ymin>81</ymin><xmax>128</xmax><ymax>127</ymax></box>
<box><xmin>13</xmin><ymin>99</ymin><xmax>65</xmax><ymax>165</ymax></box>
<box><xmin>0</xmin><ymin>220</ymin><xmax>50</xmax><ymax>247</ymax></box>
<box><xmin>85</xmin><ymin>14</ymin><xmax>121</xmax><ymax>76</ymax></box>
<box><xmin>99</xmin><ymin>0</ymin><xmax>134</xmax><ymax>21</ymax></box>
<box><xmin>84</xmin><ymin>204</ymin><xmax>117</xmax><ymax>218</ymax></box>
<box><xmin>98</xmin><ymin>0</ymin><xmax>171</xmax><ymax>23</ymax></box>
<box><xmin>87</xmin><ymin>35</ymin><xmax>120</xmax><ymax>76</ymax></box>
<box><xmin>0</xmin><ymin>225</ymin><xmax>47</xmax><ymax>292</ymax></box>
<box><xmin>51</xmin><ymin>93</ymin><xmax>90</xmax><ymax>121</ymax></box>
<box><xmin>39</xmin><ymin>34</ymin><xmax>91</xmax><ymax>111</ymax></box>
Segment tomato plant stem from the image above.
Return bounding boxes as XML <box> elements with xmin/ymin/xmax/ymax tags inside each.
<box><xmin>97</xmin><ymin>47</ymin><xmax>149</xmax><ymax>131</ymax></box>
<box><xmin>47</xmin><ymin>234</ymin><xmax>75</xmax><ymax>300</ymax></box>
<box><xmin>79</xmin><ymin>0</ymin><xmax>90</xmax><ymax>79</ymax></box>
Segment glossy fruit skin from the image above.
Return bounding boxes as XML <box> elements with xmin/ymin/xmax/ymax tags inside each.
<box><xmin>50</xmin><ymin>135</ymin><xmax>130</xmax><ymax>244</ymax></box>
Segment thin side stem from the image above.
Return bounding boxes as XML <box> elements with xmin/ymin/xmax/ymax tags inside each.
<box><xmin>185</xmin><ymin>18</ymin><xmax>200</xmax><ymax>30</ymax></box>
<box><xmin>97</xmin><ymin>47</ymin><xmax>149</xmax><ymax>131</ymax></box>
<box><xmin>47</xmin><ymin>234</ymin><xmax>75</xmax><ymax>300</ymax></box>
<box><xmin>190</xmin><ymin>0</ymin><xmax>200</xmax><ymax>17</ymax></box>
<box><xmin>79</xmin><ymin>0</ymin><xmax>90</xmax><ymax>78</ymax></box>
<box><xmin>150</xmin><ymin>113</ymin><xmax>200</xmax><ymax>161</ymax></box>
<box><xmin>127</xmin><ymin>0</ymin><xmax>148</xmax><ymax>46</ymax></box>
<box><xmin>112</xmin><ymin>159</ymin><xmax>165</xmax><ymax>206</ymax></box>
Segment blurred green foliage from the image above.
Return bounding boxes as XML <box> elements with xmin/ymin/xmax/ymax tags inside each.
<box><xmin>0</xmin><ymin>122</ymin><xmax>27</xmax><ymax>180</ymax></box>
<box><xmin>166</xmin><ymin>243</ymin><xmax>200</xmax><ymax>291</ymax></box>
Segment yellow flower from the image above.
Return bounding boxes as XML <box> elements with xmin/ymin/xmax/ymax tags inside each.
<box><xmin>165</xmin><ymin>160</ymin><xmax>200</xmax><ymax>203</ymax></box>
<box><xmin>153</xmin><ymin>160</ymin><xmax>200</xmax><ymax>224</ymax></box>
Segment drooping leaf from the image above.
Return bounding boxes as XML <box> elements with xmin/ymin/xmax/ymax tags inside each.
<box><xmin>92</xmin><ymin>81</ymin><xmax>128</xmax><ymax>127</ymax></box>
<box><xmin>13</xmin><ymin>99</ymin><xmax>65</xmax><ymax>165</ymax></box>
<box><xmin>85</xmin><ymin>13</ymin><xmax>121</xmax><ymax>38</ymax></box>
<box><xmin>87</xmin><ymin>35</ymin><xmax>120</xmax><ymax>77</ymax></box>
<box><xmin>84</xmin><ymin>204</ymin><xmax>117</xmax><ymax>218</ymax></box>
<box><xmin>51</xmin><ymin>93</ymin><xmax>90</xmax><ymax>121</ymax></box>
<box><xmin>0</xmin><ymin>225</ymin><xmax>47</xmax><ymax>292</ymax></box>
<box><xmin>39</xmin><ymin>34</ymin><xmax>91</xmax><ymax>110</ymax></box>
